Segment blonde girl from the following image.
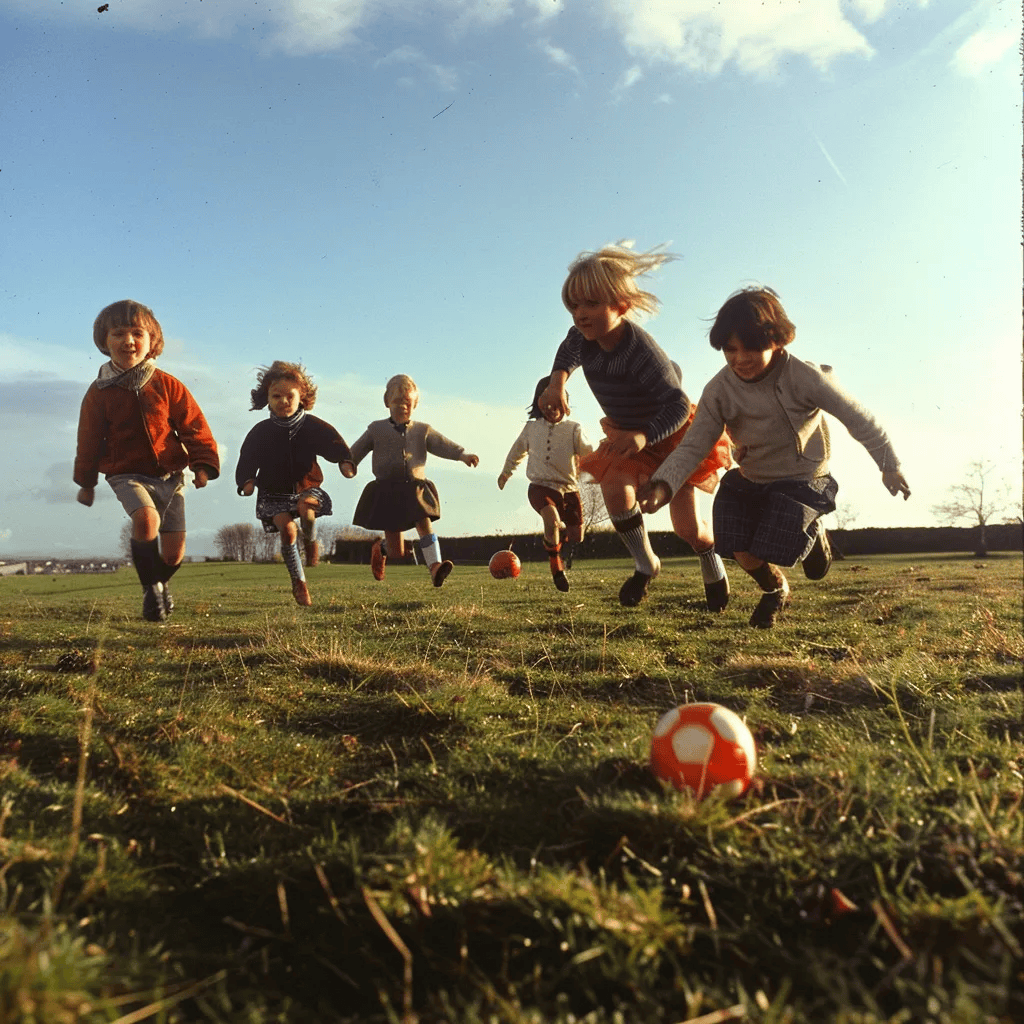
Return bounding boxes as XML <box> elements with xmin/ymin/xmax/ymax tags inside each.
<box><xmin>342</xmin><ymin>374</ymin><xmax>478</xmax><ymax>587</ymax></box>
<box><xmin>540</xmin><ymin>244</ymin><xmax>732</xmax><ymax>608</ymax></box>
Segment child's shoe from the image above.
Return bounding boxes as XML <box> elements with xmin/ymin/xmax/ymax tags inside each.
<box><xmin>292</xmin><ymin>579</ymin><xmax>312</xmax><ymax>606</ymax></box>
<box><xmin>304</xmin><ymin>538</ymin><xmax>320</xmax><ymax>566</ymax></box>
<box><xmin>430</xmin><ymin>560</ymin><xmax>453</xmax><ymax>587</ymax></box>
<box><xmin>142</xmin><ymin>583</ymin><xmax>167</xmax><ymax>622</ymax></box>
<box><xmin>552</xmin><ymin>570</ymin><xmax>570</xmax><ymax>592</ymax></box>
<box><xmin>161</xmin><ymin>583</ymin><xmax>175</xmax><ymax>619</ymax></box>
<box><xmin>698</xmin><ymin>549</ymin><xmax>729</xmax><ymax>612</ymax></box>
<box><xmin>619</xmin><ymin>571</ymin><xmax>654</xmax><ymax>606</ymax></box>
<box><xmin>749</xmin><ymin>580</ymin><xmax>790</xmax><ymax>629</ymax></box>
<box><xmin>801</xmin><ymin>527</ymin><xmax>832</xmax><ymax>581</ymax></box>
<box><xmin>370</xmin><ymin>539</ymin><xmax>386</xmax><ymax>581</ymax></box>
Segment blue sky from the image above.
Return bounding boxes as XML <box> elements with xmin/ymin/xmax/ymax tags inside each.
<box><xmin>1</xmin><ymin>0</ymin><xmax>1020</xmax><ymax>559</ymax></box>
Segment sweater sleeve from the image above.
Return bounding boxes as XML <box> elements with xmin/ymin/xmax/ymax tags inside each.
<box><xmin>167</xmin><ymin>379</ymin><xmax>221</xmax><ymax>479</ymax></box>
<box><xmin>551</xmin><ymin>328</ymin><xmax>583</xmax><ymax>376</ymax></box>
<box><xmin>424</xmin><ymin>426</ymin><xmax>466</xmax><ymax>461</ymax></box>
<box><xmin>633</xmin><ymin>339</ymin><xmax>691</xmax><ymax>445</ymax></box>
<box><xmin>650</xmin><ymin>388</ymin><xmax>729</xmax><ymax>497</ymax></box>
<box><xmin>347</xmin><ymin>427</ymin><xmax>373</xmax><ymax>467</ymax></box>
<box><xmin>501</xmin><ymin>424</ymin><xmax>531</xmax><ymax>477</ymax></box>
<box><xmin>73</xmin><ymin>386</ymin><xmax>105</xmax><ymax>490</ymax></box>
<box><xmin>310</xmin><ymin>416</ymin><xmax>353</xmax><ymax>466</ymax></box>
<box><xmin>234</xmin><ymin>424</ymin><xmax>262</xmax><ymax>493</ymax></box>
<box><xmin>809</xmin><ymin>366</ymin><xmax>902</xmax><ymax>473</ymax></box>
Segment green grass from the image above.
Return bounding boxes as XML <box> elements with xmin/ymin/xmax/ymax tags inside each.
<box><xmin>1</xmin><ymin>552</ymin><xmax>1021</xmax><ymax>1022</ymax></box>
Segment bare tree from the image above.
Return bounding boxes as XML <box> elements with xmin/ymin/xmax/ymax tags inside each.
<box><xmin>255</xmin><ymin>528</ymin><xmax>279</xmax><ymax>562</ymax></box>
<box><xmin>931</xmin><ymin>460</ymin><xmax>1013</xmax><ymax>556</ymax></box>
<box><xmin>830</xmin><ymin>502</ymin><xmax>859</xmax><ymax>531</ymax></box>
<box><xmin>214</xmin><ymin>523</ymin><xmax>259</xmax><ymax>562</ymax></box>
<box><xmin>579</xmin><ymin>481</ymin><xmax>611</xmax><ymax>531</ymax></box>
<box><xmin>118</xmin><ymin>520</ymin><xmax>133</xmax><ymax>561</ymax></box>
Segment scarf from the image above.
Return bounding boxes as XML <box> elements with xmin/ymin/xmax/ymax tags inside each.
<box><xmin>95</xmin><ymin>359</ymin><xmax>157</xmax><ymax>392</ymax></box>
<box><xmin>270</xmin><ymin>407</ymin><xmax>306</xmax><ymax>440</ymax></box>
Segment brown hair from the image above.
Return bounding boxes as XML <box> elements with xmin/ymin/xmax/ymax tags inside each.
<box><xmin>92</xmin><ymin>299</ymin><xmax>165</xmax><ymax>357</ymax></box>
<box><xmin>250</xmin><ymin>361</ymin><xmax>318</xmax><ymax>411</ymax></box>
<box><xmin>709</xmin><ymin>287</ymin><xmax>796</xmax><ymax>352</ymax></box>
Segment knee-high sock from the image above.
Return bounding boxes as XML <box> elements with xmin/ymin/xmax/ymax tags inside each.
<box><xmin>544</xmin><ymin>541</ymin><xmax>563</xmax><ymax>574</ymax></box>
<box><xmin>130</xmin><ymin>538</ymin><xmax>161</xmax><ymax>587</ymax></box>
<box><xmin>609</xmin><ymin>506</ymin><xmax>659</xmax><ymax>575</ymax></box>
<box><xmin>418</xmin><ymin>533</ymin><xmax>441</xmax><ymax>567</ymax></box>
<box><xmin>281</xmin><ymin>540</ymin><xmax>306</xmax><ymax>582</ymax></box>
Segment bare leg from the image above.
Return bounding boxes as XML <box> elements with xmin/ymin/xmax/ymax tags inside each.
<box><xmin>670</xmin><ymin>484</ymin><xmax>728</xmax><ymax>611</ymax></box>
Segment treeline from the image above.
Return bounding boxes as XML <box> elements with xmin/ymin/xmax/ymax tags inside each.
<box><xmin>332</xmin><ymin>522</ymin><xmax>1023</xmax><ymax>565</ymax></box>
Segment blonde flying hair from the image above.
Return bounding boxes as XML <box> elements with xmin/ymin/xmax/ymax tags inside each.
<box><xmin>250</xmin><ymin>361</ymin><xmax>318</xmax><ymax>411</ymax></box>
<box><xmin>561</xmin><ymin>242</ymin><xmax>678</xmax><ymax>316</ymax></box>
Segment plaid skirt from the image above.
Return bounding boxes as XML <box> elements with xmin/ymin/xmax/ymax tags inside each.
<box><xmin>256</xmin><ymin>486</ymin><xmax>332</xmax><ymax>534</ymax></box>
<box><xmin>712</xmin><ymin>470</ymin><xmax>838</xmax><ymax>566</ymax></box>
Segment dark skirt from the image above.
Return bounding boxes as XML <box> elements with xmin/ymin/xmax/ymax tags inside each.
<box><xmin>352</xmin><ymin>479</ymin><xmax>441</xmax><ymax>532</ymax></box>
<box><xmin>256</xmin><ymin>487</ymin><xmax>333</xmax><ymax>534</ymax></box>
<box><xmin>712</xmin><ymin>469</ymin><xmax>837</xmax><ymax>566</ymax></box>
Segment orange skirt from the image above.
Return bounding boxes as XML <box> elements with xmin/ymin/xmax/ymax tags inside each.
<box><xmin>579</xmin><ymin>405</ymin><xmax>732</xmax><ymax>495</ymax></box>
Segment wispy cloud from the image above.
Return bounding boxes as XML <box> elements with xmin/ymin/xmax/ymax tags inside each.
<box><xmin>7</xmin><ymin>0</ymin><xmax>942</xmax><ymax>74</ymax></box>
<box><xmin>375</xmin><ymin>44</ymin><xmax>459</xmax><ymax>90</ymax></box>
<box><xmin>538</xmin><ymin>39</ymin><xmax>577</xmax><ymax>74</ymax></box>
<box><xmin>951</xmin><ymin>26</ymin><xmax>1018</xmax><ymax>76</ymax></box>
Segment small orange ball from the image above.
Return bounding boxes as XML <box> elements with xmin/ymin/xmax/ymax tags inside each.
<box><xmin>488</xmin><ymin>550</ymin><xmax>521</xmax><ymax>579</ymax></box>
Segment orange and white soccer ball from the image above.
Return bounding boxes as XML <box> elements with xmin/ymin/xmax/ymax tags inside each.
<box><xmin>649</xmin><ymin>702</ymin><xmax>756</xmax><ymax>799</ymax></box>
<box><xmin>488</xmin><ymin>550</ymin><xmax>521</xmax><ymax>579</ymax></box>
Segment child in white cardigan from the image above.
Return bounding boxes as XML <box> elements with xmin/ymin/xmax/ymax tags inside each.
<box><xmin>639</xmin><ymin>287</ymin><xmax>910</xmax><ymax>628</ymax></box>
<box><xmin>498</xmin><ymin>377</ymin><xmax>594</xmax><ymax>591</ymax></box>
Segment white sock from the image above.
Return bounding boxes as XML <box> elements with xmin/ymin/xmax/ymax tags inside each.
<box><xmin>419</xmin><ymin>533</ymin><xmax>441</xmax><ymax>567</ymax></box>
<box><xmin>698</xmin><ymin>548</ymin><xmax>726</xmax><ymax>584</ymax></box>
<box><xmin>610</xmin><ymin>506</ymin><xmax>659</xmax><ymax>576</ymax></box>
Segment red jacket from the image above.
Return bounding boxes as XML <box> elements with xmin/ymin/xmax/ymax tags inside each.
<box><xmin>74</xmin><ymin>367</ymin><xmax>220</xmax><ymax>489</ymax></box>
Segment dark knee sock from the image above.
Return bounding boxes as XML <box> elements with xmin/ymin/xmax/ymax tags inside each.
<box><xmin>130</xmin><ymin>538</ymin><xmax>161</xmax><ymax>587</ymax></box>
<box><xmin>748</xmin><ymin>562</ymin><xmax>786</xmax><ymax>592</ymax></box>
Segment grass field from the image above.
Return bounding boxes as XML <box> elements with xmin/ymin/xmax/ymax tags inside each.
<box><xmin>1</xmin><ymin>552</ymin><xmax>1021</xmax><ymax>1023</ymax></box>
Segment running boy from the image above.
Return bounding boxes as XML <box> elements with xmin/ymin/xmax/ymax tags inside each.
<box><xmin>639</xmin><ymin>287</ymin><xmax>910</xmax><ymax>627</ymax></box>
<box><xmin>74</xmin><ymin>299</ymin><xmax>220</xmax><ymax>622</ymax></box>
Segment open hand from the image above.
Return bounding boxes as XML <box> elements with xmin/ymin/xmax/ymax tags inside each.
<box><xmin>462</xmin><ymin>453</ymin><xmax>480</xmax><ymax>468</ymax></box>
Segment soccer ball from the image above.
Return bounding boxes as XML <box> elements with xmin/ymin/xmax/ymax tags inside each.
<box><xmin>649</xmin><ymin>702</ymin><xmax>756</xmax><ymax>799</ymax></box>
<box><xmin>488</xmin><ymin>550</ymin><xmax>521</xmax><ymax>579</ymax></box>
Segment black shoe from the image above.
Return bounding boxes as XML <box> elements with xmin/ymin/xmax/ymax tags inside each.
<box><xmin>161</xmin><ymin>582</ymin><xmax>175</xmax><ymax>618</ymax></box>
<box><xmin>749</xmin><ymin>583</ymin><xmax>790</xmax><ymax>629</ymax></box>
<box><xmin>704</xmin><ymin>576</ymin><xmax>729</xmax><ymax>612</ymax></box>
<box><xmin>142</xmin><ymin>583</ymin><xmax>167</xmax><ymax>622</ymax></box>
<box><xmin>802</xmin><ymin>527</ymin><xmax>832</xmax><ymax>580</ymax></box>
<box><xmin>552</xmin><ymin>570</ymin><xmax>570</xmax><ymax>592</ymax></box>
<box><xmin>619</xmin><ymin>571</ymin><xmax>654</xmax><ymax>607</ymax></box>
<box><xmin>431</xmin><ymin>560</ymin><xmax>453</xmax><ymax>587</ymax></box>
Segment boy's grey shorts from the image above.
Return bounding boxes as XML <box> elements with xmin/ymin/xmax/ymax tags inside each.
<box><xmin>107</xmin><ymin>471</ymin><xmax>187</xmax><ymax>533</ymax></box>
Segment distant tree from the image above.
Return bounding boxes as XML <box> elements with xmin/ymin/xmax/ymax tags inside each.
<box><xmin>118</xmin><ymin>520</ymin><xmax>133</xmax><ymax>561</ymax></box>
<box><xmin>931</xmin><ymin>460</ymin><xmax>1014</xmax><ymax>557</ymax></box>
<box><xmin>254</xmin><ymin>527</ymin><xmax>278</xmax><ymax>562</ymax></box>
<box><xmin>830</xmin><ymin>502</ymin><xmax>859</xmax><ymax>531</ymax></box>
<box><xmin>214</xmin><ymin>523</ymin><xmax>259</xmax><ymax>562</ymax></box>
<box><xmin>580</xmin><ymin>481</ymin><xmax>611</xmax><ymax>531</ymax></box>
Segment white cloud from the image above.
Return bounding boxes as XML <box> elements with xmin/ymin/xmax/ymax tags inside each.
<box><xmin>602</xmin><ymin>0</ymin><xmax>881</xmax><ymax>74</ymax></box>
<box><xmin>952</xmin><ymin>26</ymin><xmax>1019</xmax><ymax>76</ymax></box>
<box><xmin>376</xmin><ymin>44</ymin><xmax>459</xmax><ymax>89</ymax></box>
<box><xmin>10</xmin><ymin>0</ymin><xmax>943</xmax><ymax>76</ymax></box>
<box><xmin>538</xmin><ymin>39</ymin><xmax>577</xmax><ymax>73</ymax></box>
